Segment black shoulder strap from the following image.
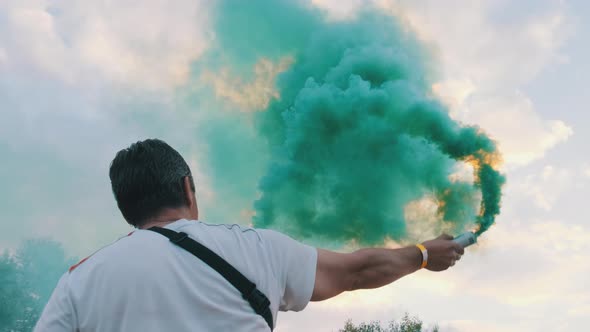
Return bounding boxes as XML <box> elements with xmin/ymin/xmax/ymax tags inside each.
<box><xmin>148</xmin><ymin>226</ymin><xmax>274</xmax><ymax>330</ymax></box>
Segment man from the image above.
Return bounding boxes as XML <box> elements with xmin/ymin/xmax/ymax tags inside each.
<box><xmin>35</xmin><ymin>139</ymin><xmax>463</xmax><ymax>331</ymax></box>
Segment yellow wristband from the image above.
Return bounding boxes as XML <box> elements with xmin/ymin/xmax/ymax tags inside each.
<box><xmin>416</xmin><ymin>244</ymin><xmax>428</xmax><ymax>269</ymax></box>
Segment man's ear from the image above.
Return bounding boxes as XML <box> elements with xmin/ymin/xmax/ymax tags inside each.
<box><xmin>182</xmin><ymin>176</ymin><xmax>194</xmax><ymax>207</ymax></box>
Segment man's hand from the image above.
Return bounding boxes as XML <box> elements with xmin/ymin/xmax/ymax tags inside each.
<box><xmin>422</xmin><ymin>234</ymin><xmax>464</xmax><ymax>271</ymax></box>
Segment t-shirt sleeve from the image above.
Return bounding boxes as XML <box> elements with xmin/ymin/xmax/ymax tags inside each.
<box><xmin>259</xmin><ymin>230</ymin><xmax>317</xmax><ymax>312</ymax></box>
<box><xmin>34</xmin><ymin>273</ymin><xmax>76</xmax><ymax>332</ymax></box>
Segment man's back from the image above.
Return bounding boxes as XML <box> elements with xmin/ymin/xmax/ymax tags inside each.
<box><xmin>35</xmin><ymin>219</ymin><xmax>317</xmax><ymax>331</ymax></box>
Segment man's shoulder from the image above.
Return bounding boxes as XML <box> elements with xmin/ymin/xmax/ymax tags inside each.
<box><xmin>192</xmin><ymin>220</ymin><xmax>262</xmax><ymax>236</ymax></box>
<box><xmin>189</xmin><ymin>221</ymin><xmax>300</xmax><ymax>246</ymax></box>
<box><xmin>68</xmin><ymin>231</ymin><xmax>136</xmax><ymax>273</ymax></box>
<box><xmin>174</xmin><ymin>220</ymin><xmax>310</xmax><ymax>256</ymax></box>
<box><xmin>169</xmin><ymin>220</ymin><xmax>264</xmax><ymax>243</ymax></box>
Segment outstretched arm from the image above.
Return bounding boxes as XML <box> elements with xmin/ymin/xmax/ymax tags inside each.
<box><xmin>311</xmin><ymin>234</ymin><xmax>464</xmax><ymax>301</ymax></box>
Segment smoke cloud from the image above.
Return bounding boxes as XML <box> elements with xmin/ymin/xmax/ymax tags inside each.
<box><xmin>192</xmin><ymin>0</ymin><xmax>505</xmax><ymax>245</ymax></box>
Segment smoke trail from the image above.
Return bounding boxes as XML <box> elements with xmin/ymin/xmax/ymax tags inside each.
<box><xmin>196</xmin><ymin>0</ymin><xmax>505</xmax><ymax>245</ymax></box>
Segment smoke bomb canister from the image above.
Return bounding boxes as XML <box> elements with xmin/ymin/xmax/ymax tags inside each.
<box><xmin>452</xmin><ymin>232</ymin><xmax>477</xmax><ymax>248</ymax></box>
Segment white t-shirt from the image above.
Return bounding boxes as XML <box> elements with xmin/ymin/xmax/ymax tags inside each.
<box><xmin>34</xmin><ymin>219</ymin><xmax>318</xmax><ymax>331</ymax></box>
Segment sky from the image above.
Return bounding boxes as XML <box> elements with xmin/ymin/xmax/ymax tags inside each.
<box><xmin>1</xmin><ymin>0</ymin><xmax>589</xmax><ymax>331</ymax></box>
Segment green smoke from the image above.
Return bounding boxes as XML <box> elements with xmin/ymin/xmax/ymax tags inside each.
<box><xmin>194</xmin><ymin>0</ymin><xmax>505</xmax><ymax>244</ymax></box>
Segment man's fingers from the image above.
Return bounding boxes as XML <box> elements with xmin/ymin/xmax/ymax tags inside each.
<box><xmin>438</xmin><ymin>233</ymin><xmax>453</xmax><ymax>241</ymax></box>
<box><xmin>453</xmin><ymin>243</ymin><xmax>465</xmax><ymax>255</ymax></box>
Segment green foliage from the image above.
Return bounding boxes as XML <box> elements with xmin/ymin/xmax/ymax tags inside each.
<box><xmin>341</xmin><ymin>320</ymin><xmax>386</xmax><ymax>332</ymax></box>
<box><xmin>0</xmin><ymin>239</ymin><xmax>76</xmax><ymax>332</ymax></box>
<box><xmin>340</xmin><ymin>313</ymin><xmax>439</xmax><ymax>332</ymax></box>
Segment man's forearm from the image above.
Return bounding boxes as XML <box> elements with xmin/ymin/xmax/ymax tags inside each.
<box><xmin>312</xmin><ymin>235</ymin><xmax>462</xmax><ymax>301</ymax></box>
<box><xmin>350</xmin><ymin>246</ymin><xmax>422</xmax><ymax>291</ymax></box>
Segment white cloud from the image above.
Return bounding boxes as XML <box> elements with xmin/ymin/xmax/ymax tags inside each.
<box><xmin>380</xmin><ymin>0</ymin><xmax>570</xmax><ymax>86</ymax></box>
<box><xmin>0</xmin><ymin>47</ymin><xmax>6</xmax><ymax>65</ymax></box>
<box><xmin>460</xmin><ymin>220</ymin><xmax>590</xmax><ymax>329</ymax></box>
<box><xmin>435</xmin><ymin>88</ymin><xmax>573</xmax><ymax>167</ymax></box>
<box><xmin>512</xmin><ymin>165</ymin><xmax>573</xmax><ymax>211</ymax></box>
<box><xmin>0</xmin><ymin>0</ymin><xmax>210</xmax><ymax>90</ymax></box>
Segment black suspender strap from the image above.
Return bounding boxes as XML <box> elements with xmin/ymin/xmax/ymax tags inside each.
<box><xmin>147</xmin><ymin>226</ymin><xmax>274</xmax><ymax>330</ymax></box>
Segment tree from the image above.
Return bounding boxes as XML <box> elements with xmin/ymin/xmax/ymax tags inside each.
<box><xmin>340</xmin><ymin>313</ymin><xmax>439</xmax><ymax>332</ymax></box>
<box><xmin>0</xmin><ymin>239</ymin><xmax>76</xmax><ymax>332</ymax></box>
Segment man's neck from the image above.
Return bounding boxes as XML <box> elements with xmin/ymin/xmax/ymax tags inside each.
<box><xmin>139</xmin><ymin>208</ymin><xmax>194</xmax><ymax>229</ymax></box>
